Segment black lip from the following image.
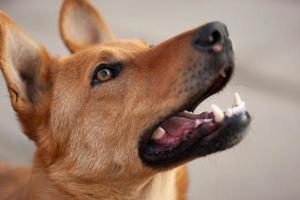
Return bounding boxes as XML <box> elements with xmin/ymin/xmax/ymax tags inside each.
<box><xmin>186</xmin><ymin>65</ymin><xmax>233</xmax><ymax>112</ymax></box>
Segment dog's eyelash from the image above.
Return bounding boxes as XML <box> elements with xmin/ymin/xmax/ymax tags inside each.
<box><xmin>91</xmin><ymin>63</ymin><xmax>123</xmax><ymax>86</ymax></box>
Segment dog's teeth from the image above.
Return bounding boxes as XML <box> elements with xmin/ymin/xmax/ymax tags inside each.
<box><xmin>152</xmin><ymin>127</ymin><xmax>166</xmax><ymax>140</ymax></box>
<box><xmin>234</xmin><ymin>101</ymin><xmax>246</xmax><ymax>114</ymax></box>
<box><xmin>232</xmin><ymin>106</ymin><xmax>238</xmax><ymax>114</ymax></box>
<box><xmin>240</xmin><ymin>101</ymin><xmax>246</xmax><ymax>110</ymax></box>
<box><xmin>184</xmin><ymin>110</ymin><xmax>192</xmax><ymax>114</ymax></box>
<box><xmin>225</xmin><ymin>108</ymin><xmax>233</xmax><ymax>117</ymax></box>
<box><xmin>203</xmin><ymin>119</ymin><xmax>213</xmax><ymax>123</ymax></box>
<box><xmin>220</xmin><ymin>69</ymin><xmax>226</xmax><ymax>78</ymax></box>
<box><xmin>233</xmin><ymin>92</ymin><xmax>242</xmax><ymax>106</ymax></box>
<box><xmin>211</xmin><ymin>104</ymin><xmax>224</xmax><ymax>123</ymax></box>
<box><xmin>233</xmin><ymin>102</ymin><xmax>245</xmax><ymax>113</ymax></box>
<box><xmin>182</xmin><ymin>110</ymin><xmax>194</xmax><ymax>118</ymax></box>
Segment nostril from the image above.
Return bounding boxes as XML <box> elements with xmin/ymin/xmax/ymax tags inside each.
<box><xmin>193</xmin><ymin>22</ymin><xmax>228</xmax><ymax>50</ymax></box>
<box><xmin>194</xmin><ymin>29</ymin><xmax>222</xmax><ymax>49</ymax></box>
<box><xmin>208</xmin><ymin>30</ymin><xmax>221</xmax><ymax>46</ymax></box>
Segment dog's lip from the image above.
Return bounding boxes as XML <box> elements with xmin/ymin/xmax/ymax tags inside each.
<box><xmin>186</xmin><ymin>65</ymin><xmax>233</xmax><ymax>112</ymax></box>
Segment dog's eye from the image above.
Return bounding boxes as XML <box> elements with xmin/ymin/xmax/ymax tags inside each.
<box><xmin>97</xmin><ymin>68</ymin><xmax>113</xmax><ymax>82</ymax></box>
<box><xmin>91</xmin><ymin>63</ymin><xmax>123</xmax><ymax>86</ymax></box>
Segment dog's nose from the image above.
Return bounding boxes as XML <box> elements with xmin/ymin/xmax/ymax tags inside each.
<box><xmin>193</xmin><ymin>22</ymin><xmax>230</xmax><ymax>52</ymax></box>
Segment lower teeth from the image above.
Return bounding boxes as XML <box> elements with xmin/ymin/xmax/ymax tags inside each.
<box><xmin>211</xmin><ymin>92</ymin><xmax>246</xmax><ymax>122</ymax></box>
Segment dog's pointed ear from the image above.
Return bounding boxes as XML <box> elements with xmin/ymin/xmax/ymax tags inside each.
<box><xmin>0</xmin><ymin>12</ymin><xmax>51</xmax><ymax>140</ymax></box>
<box><xmin>59</xmin><ymin>0</ymin><xmax>113</xmax><ymax>53</ymax></box>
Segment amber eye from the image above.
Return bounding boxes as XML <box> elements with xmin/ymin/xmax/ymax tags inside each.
<box><xmin>96</xmin><ymin>68</ymin><xmax>113</xmax><ymax>82</ymax></box>
<box><xmin>91</xmin><ymin>63</ymin><xmax>123</xmax><ymax>86</ymax></box>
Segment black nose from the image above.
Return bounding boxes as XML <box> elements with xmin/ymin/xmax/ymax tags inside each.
<box><xmin>193</xmin><ymin>22</ymin><xmax>229</xmax><ymax>51</ymax></box>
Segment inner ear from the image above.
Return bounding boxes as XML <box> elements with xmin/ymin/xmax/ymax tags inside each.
<box><xmin>60</xmin><ymin>0</ymin><xmax>114</xmax><ymax>53</ymax></box>
<box><xmin>2</xmin><ymin>27</ymin><xmax>50</xmax><ymax>106</ymax></box>
<box><xmin>7</xmin><ymin>28</ymin><xmax>42</xmax><ymax>103</ymax></box>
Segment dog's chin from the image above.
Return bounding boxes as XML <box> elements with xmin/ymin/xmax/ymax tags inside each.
<box><xmin>138</xmin><ymin>65</ymin><xmax>251</xmax><ymax>169</ymax></box>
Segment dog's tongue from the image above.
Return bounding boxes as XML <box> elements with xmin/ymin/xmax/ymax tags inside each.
<box><xmin>161</xmin><ymin>116</ymin><xmax>196</xmax><ymax>137</ymax></box>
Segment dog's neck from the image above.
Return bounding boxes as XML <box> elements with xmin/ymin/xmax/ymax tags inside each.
<box><xmin>139</xmin><ymin>169</ymin><xmax>178</xmax><ymax>200</ymax></box>
<box><xmin>25</xmin><ymin>157</ymin><xmax>178</xmax><ymax>200</ymax></box>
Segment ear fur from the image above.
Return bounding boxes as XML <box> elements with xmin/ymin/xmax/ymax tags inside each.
<box><xmin>0</xmin><ymin>11</ymin><xmax>51</xmax><ymax>140</ymax></box>
<box><xmin>59</xmin><ymin>0</ymin><xmax>114</xmax><ymax>53</ymax></box>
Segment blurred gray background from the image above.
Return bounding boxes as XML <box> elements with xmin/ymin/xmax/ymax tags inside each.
<box><xmin>0</xmin><ymin>0</ymin><xmax>300</xmax><ymax>199</ymax></box>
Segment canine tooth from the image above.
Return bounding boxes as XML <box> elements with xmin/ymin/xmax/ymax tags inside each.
<box><xmin>211</xmin><ymin>104</ymin><xmax>224</xmax><ymax>123</ymax></box>
<box><xmin>239</xmin><ymin>101</ymin><xmax>246</xmax><ymax>110</ymax></box>
<box><xmin>234</xmin><ymin>92</ymin><xmax>242</xmax><ymax>106</ymax></box>
<box><xmin>220</xmin><ymin>69</ymin><xmax>226</xmax><ymax>78</ymax></box>
<box><xmin>225</xmin><ymin>108</ymin><xmax>233</xmax><ymax>117</ymax></box>
<box><xmin>152</xmin><ymin>127</ymin><xmax>166</xmax><ymax>140</ymax></box>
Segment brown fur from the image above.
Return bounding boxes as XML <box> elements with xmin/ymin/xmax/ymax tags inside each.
<box><xmin>0</xmin><ymin>0</ymin><xmax>202</xmax><ymax>199</ymax></box>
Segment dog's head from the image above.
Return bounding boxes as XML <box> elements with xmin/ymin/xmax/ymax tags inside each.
<box><xmin>0</xmin><ymin>0</ymin><xmax>250</xmax><ymax>185</ymax></box>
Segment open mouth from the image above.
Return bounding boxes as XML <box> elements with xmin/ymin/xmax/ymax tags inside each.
<box><xmin>139</xmin><ymin>66</ymin><xmax>251</xmax><ymax>167</ymax></box>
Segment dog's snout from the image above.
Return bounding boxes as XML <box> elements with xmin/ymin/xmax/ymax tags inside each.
<box><xmin>193</xmin><ymin>22</ymin><xmax>229</xmax><ymax>52</ymax></box>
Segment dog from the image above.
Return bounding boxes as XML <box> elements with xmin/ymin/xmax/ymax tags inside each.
<box><xmin>0</xmin><ymin>0</ymin><xmax>251</xmax><ymax>199</ymax></box>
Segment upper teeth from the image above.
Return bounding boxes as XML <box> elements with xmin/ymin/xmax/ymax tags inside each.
<box><xmin>183</xmin><ymin>110</ymin><xmax>192</xmax><ymax>114</ymax></box>
<box><xmin>182</xmin><ymin>110</ymin><xmax>195</xmax><ymax>118</ymax></box>
<box><xmin>212</xmin><ymin>92</ymin><xmax>246</xmax><ymax>123</ymax></box>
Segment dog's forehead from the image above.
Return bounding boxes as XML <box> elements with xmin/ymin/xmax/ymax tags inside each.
<box><xmin>57</xmin><ymin>39</ymin><xmax>148</xmax><ymax>67</ymax></box>
<box><xmin>103</xmin><ymin>39</ymin><xmax>149</xmax><ymax>50</ymax></box>
<box><xmin>93</xmin><ymin>39</ymin><xmax>149</xmax><ymax>59</ymax></box>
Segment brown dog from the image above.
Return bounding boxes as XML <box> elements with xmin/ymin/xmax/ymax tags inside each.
<box><xmin>0</xmin><ymin>0</ymin><xmax>250</xmax><ymax>199</ymax></box>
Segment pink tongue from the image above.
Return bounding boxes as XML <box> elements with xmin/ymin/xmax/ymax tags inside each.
<box><xmin>161</xmin><ymin>116</ymin><xmax>196</xmax><ymax>137</ymax></box>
